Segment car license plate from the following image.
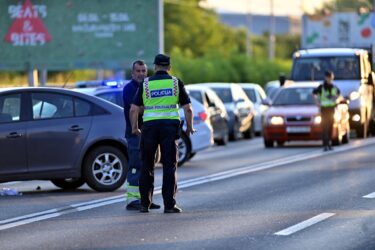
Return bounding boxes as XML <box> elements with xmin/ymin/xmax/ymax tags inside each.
<box><xmin>286</xmin><ymin>126</ymin><xmax>311</xmax><ymax>133</ymax></box>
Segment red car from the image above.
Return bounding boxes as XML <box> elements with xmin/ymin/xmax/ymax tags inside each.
<box><xmin>262</xmin><ymin>83</ymin><xmax>350</xmax><ymax>147</ymax></box>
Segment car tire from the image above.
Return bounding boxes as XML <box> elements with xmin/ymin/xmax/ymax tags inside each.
<box><xmin>264</xmin><ymin>139</ymin><xmax>274</xmax><ymax>148</ymax></box>
<box><xmin>83</xmin><ymin>146</ymin><xmax>127</xmax><ymax>192</ymax></box>
<box><xmin>276</xmin><ymin>141</ymin><xmax>285</xmax><ymax>147</ymax></box>
<box><xmin>243</xmin><ymin>120</ymin><xmax>255</xmax><ymax>139</ymax></box>
<box><xmin>216</xmin><ymin>133</ymin><xmax>228</xmax><ymax>146</ymax></box>
<box><xmin>229</xmin><ymin>120</ymin><xmax>240</xmax><ymax>141</ymax></box>
<box><xmin>178</xmin><ymin>133</ymin><xmax>191</xmax><ymax>167</ymax></box>
<box><xmin>51</xmin><ymin>178</ymin><xmax>85</xmax><ymax>190</ymax></box>
<box><xmin>188</xmin><ymin>152</ymin><xmax>196</xmax><ymax>160</ymax></box>
<box><xmin>342</xmin><ymin>132</ymin><xmax>349</xmax><ymax>144</ymax></box>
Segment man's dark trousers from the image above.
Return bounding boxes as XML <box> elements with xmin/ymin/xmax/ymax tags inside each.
<box><xmin>321</xmin><ymin>107</ymin><xmax>335</xmax><ymax>147</ymax></box>
<box><xmin>140</xmin><ymin>124</ymin><xmax>178</xmax><ymax>209</ymax></box>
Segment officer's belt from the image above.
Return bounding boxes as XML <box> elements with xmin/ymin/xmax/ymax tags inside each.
<box><xmin>144</xmin><ymin>105</ymin><xmax>178</xmax><ymax>110</ymax></box>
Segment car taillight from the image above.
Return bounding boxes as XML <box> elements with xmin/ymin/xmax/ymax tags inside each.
<box><xmin>199</xmin><ymin>111</ymin><xmax>208</xmax><ymax>121</ymax></box>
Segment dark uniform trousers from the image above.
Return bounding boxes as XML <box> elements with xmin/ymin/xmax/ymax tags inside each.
<box><xmin>140</xmin><ymin>124</ymin><xmax>178</xmax><ymax>209</ymax></box>
<box><xmin>321</xmin><ymin>107</ymin><xmax>335</xmax><ymax>147</ymax></box>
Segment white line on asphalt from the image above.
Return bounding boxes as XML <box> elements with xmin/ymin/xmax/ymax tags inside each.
<box><xmin>0</xmin><ymin>213</ymin><xmax>62</xmax><ymax>231</ymax></box>
<box><xmin>274</xmin><ymin>213</ymin><xmax>335</xmax><ymax>236</ymax></box>
<box><xmin>1</xmin><ymin>137</ymin><xmax>374</xmax><ymax>231</ymax></box>
<box><xmin>363</xmin><ymin>192</ymin><xmax>375</xmax><ymax>199</ymax></box>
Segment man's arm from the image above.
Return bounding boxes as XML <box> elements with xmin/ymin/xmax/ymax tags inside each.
<box><xmin>182</xmin><ymin>103</ymin><xmax>195</xmax><ymax>136</ymax></box>
<box><xmin>130</xmin><ymin>104</ymin><xmax>141</xmax><ymax>136</ymax></box>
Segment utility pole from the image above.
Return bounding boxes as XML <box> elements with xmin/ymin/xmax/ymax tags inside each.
<box><xmin>268</xmin><ymin>0</ymin><xmax>275</xmax><ymax>60</ymax></box>
<box><xmin>246</xmin><ymin>0</ymin><xmax>252</xmax><ymax>57</ymax></box>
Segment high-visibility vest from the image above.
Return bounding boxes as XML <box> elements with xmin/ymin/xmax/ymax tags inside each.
<box><xmin>320</xmin><ymin>86</ymin><xmax>338</xmax><ymax>108</ymax></box>
<box><xmin>142</xmin><ymin>76</ymin><xmax>180</xmax><ymax>122</ymax></box>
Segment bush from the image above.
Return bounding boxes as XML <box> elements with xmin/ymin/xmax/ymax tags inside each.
<box><xmin>170</xmin><ymin>51</ymin><xmax>291</xmax><ymax>87</ymax></box>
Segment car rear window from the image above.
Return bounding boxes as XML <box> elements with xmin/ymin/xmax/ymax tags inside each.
<box><xmin>211</xmin><ymin>88</ymin><xmax>233</xmax><ymax>103</ymax></box>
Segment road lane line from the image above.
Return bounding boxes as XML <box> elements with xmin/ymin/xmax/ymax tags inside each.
<box><xmin>363</xmin><ymin>192</ymin><xmax>375</xmax><ymax>199</ymax></box>
<box><xmin>1</xmin><ymin>137</ymin><xmax>374</xmax><ymax>231</ymax></box>
<box><xmin>0</xmin><ymin>213</ymin><xmax>62</xmax><ymax>231</ymax></box>
<box><xmin>275</xmin><ymin>213</ymin><xmax>335</xmax><ymax>236</ymax></box>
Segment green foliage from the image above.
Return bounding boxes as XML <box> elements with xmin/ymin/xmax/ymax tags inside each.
<box><xmin>319</xmin><ymin>0</ymin><xmax>373</xmax><ymax>12</ymax></box>
<box><xmin>170</xmin><ymin>50</ymin><xmax>292</xmax><ymax>86</ymax></box>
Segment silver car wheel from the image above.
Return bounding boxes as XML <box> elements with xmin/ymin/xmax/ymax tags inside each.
<box><xmin>91</xmin><ymin>153</ymin><xmax>123</xmax><ymax>186</ymax></box>
<box><xmin>178</xmin><ymin>138</ymin><xmax>187</xmax><ymax>162</ymax></box>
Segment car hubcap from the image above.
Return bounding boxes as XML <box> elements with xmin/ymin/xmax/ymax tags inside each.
<box><xmin>178</xmin><ymin>138</ymin><xmax>187</xmax><ymax>161</ymax></box>
<box><xmin>92</xmin><ymin>153</ymin><xmax>123</xmax><ymax>185</ymax></box>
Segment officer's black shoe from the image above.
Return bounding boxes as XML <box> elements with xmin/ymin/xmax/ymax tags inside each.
<box><xmin>150</xmin><ymin>203</ymin><xmax>161</xmax><ymax>209</ymax></box>
<box><xmin>126</xmin><ymin>201</ymin><xmax>141</xmax><ymax>211</ymax></box>
<box><xmin>140</xmin><ymin>206</ymin><xmax>149</xmax><ymax>213</ymax></box>
<box><xmin>164</xmin><ymin>205</ymin><xmax>182</xmax><ymax>213</ymax></box>
<box><xmin>323</xmin><ymin>146</ymin><xmax>329</xmax><ymax>152</ymax></box>
<box><xmin>328</xmin><ymin>145</ymin><xmax>333</xmax><ymax>151</ymax></box>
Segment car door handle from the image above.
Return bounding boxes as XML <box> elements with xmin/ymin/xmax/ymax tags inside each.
<box><xmin>6</xmin><ymin>132</ymin><xmax>22</xmax><ymax>138</ymax></box>
<box><xmin>69</xmin><ymin>125</ymin><xmax>84</xmax><ymax>132</ymax></box>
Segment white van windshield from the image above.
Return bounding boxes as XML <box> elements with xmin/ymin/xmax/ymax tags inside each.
<box><xmin>292</xmin><ymin>56</ymin><xmax>360</xmax><ymax>81</ymax></box>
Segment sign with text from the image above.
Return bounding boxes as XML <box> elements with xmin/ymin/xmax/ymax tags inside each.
<box><xmin>0</xmin><ymin>0</ymin><xmax>162</xmax><ymax>70</ymax></box>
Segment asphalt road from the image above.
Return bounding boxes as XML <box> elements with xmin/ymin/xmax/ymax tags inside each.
<box><xmin>1</xmin><ymin>137</ymin><xmax>375</xmax><ymax>250</ymax></box>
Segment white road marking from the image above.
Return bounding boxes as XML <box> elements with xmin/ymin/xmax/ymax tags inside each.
<box><xmin>0</xmin><ymin>137</ymin><xmax>374</xmax><ymax>231</ymax></box>
<box><xmin>363</xmin><ymin>192</ymin><xmax>375</xmax><ymax>199</ymax></box>
<box><xmin>275</xmin><ymin>213</ymin><xmax>335</xmax><ymax>236</ymax></box>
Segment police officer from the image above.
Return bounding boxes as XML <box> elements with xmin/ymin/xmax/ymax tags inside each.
<box><xmin>313</xmin><ymin>71</ymin><xmax>341</xmax><ymax>151</ymax></box>
<box><xmin>130</xmin><ymin>54</ymin><xmax>195</xmax><ymax>213</ymax></box>
<box><xmin>123</xmin><ymin>60</ymin><xmax>160</xmax><ymax>210</ymax></box>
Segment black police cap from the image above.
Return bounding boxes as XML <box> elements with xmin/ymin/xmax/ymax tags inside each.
<box><xmin>153</xmin><ymin>54</ymin><xmax>170</xmax><ymax>66</ymax></box>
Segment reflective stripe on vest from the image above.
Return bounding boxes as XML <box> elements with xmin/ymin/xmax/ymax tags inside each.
<box><xmin>320</xmin><ymin>87</ymin><xmax>337</xmax><ymax>107</ymax></box>
<box><xmin>142</xmin><ymin>76</ymin><xmax>180</xmax><ymax>122</ymax></box>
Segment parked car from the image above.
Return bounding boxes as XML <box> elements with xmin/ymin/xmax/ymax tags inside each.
<box><xmin>262</xmin><ymin>83</ymin><xmax>350</xmax><ymax>147</ymax></box>
<box><xmin>0</xmin><ymin>87</ymin><xmax>128</xmax><ymax>192</ymax></box>
<box><xmin>186</xmin><ymin>84</ymin><xmax>229</xmax><ymax>145</ymax></box>
<box><xmin>239</xmin><ymin>83</ymin><xmax>268</xmax><ymax>135</ymax></box>
<box><xmin>198</xmin><ymin>83</ymin><xmax>255</xmax><ymax>141</ymax></box>
<box><xmin>74</xmin><ymin>86</ymin><xmax>213</xmax><ymax>166</ymax></box>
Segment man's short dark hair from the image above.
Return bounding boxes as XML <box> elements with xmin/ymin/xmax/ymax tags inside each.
<box><xmin>132</xmin><ymin>60</ymin><xmax>146</xmax><ymax>70</ymax></box>
<box><xmin>325</xmin><ymin>71</ymin><xmax>334</xmax><ymax>77</ymax></box>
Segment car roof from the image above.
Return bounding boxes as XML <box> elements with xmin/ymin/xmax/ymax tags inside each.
<box><xmin>295</xmin><ymin>48</ymin><xmax>367</xmax><ymax>58</ymax></box>
<box><xmin>73</xmin><ymin>87</ymin><xmax>123</xmax><ymax>96</ymax></box>
<box><xmin>194</xmin><ymin>83</ymin><xmax>234</xmax><ymax>88</ymax></box>
<box><xmin>283</xmin><ymin>82</ymin><xmax>320</xmax><ymax>89</ymax></box>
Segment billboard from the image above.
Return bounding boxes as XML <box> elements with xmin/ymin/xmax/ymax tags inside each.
<box><xmin>0</xmin><ymin>0</ymin><xmax>162</xmax><ymax>71</ymax></box>
<box><xmin>302</xmin><ymin>13</ymin><xmax>375</xmax><ymax>49</ymax></box>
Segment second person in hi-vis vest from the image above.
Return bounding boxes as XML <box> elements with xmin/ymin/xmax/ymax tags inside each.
<box><xmin>313</xmin><ymin>71</ymin><xmax>341</xmax><ymax>151</ymax></box>
<box><xmin>130</xmin><ymin>54</ymin><xmax>195</xmax><ymax>213</ymax></box>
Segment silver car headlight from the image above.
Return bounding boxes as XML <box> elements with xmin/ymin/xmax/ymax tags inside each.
<box><xmin>349</xmin><ymin>91</ymin><xmax>360</xmax><ymax>101</ymax></box>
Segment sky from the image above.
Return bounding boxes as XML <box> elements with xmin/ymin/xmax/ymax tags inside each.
<box><xmin>203</xmin><ymin>0</ymin><xmax>333</xmax><ymax>16</ymax></box>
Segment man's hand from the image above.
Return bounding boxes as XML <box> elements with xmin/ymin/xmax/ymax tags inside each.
<box><xmin>185</xmin><ymin>125</ymin><xmax>196</xmax><ymax>136</ymax></box>
<box><xmin>132</xmin><ymin>128</ymin><xmax>141</xmax><ymax>136</ymax></box>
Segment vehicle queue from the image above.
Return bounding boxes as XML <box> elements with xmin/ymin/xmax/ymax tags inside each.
<box><xmin>0</xmin><ymin>59</ymin><xmax>373</xmax><ymax>193</ymax></box>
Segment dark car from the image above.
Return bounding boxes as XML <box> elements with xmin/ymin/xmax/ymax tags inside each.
<box><xmin>198</xmin><ymin>83</ymin><xmax>255</xmax><ymax>141</ymax></box>
<box><xmin>186</xmin><ymin>84</ymin><xmax>229</xmax><ymax>145</ymax></box>
<box><xmin>0</xmin><ymin>87</ymin><xmax>128</xmax><ymax>192</ymax></box>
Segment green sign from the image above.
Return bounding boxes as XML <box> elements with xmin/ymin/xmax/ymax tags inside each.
<box><xmin>0</xmin><ymin>0</ymin><xmax>162</xmax><ymax>70</ymax></box>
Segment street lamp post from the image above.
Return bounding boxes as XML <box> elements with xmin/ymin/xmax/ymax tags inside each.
<box><xmin>268</xmin><ymin>0</ymin><xmax>275</xmax><ymax>60</ymax></box>
<box><xmin>246</xmin><ymin>0</ymin><xmax>252</xmax><ymax>57</ymax></box>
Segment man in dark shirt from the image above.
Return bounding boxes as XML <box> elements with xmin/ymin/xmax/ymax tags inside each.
<box><xmin>123</xmin><ymin>60</ymin><xmax>160</xmax><ymax>210</ymax></box>
<box><xmin>313</xmin><ymin>71</ymin><xmax>341</xmax><ymax>151</ymax></box>
<box><xmin>130</xmin><ymin>54</ymin><xmax>195</xmax><ymax>213</ymax></box>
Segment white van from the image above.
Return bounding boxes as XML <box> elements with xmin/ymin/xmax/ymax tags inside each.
<box><xmin>290</xmin><ymin>48</ymin><xmax>375</xmax><ymax>137</ymax></box>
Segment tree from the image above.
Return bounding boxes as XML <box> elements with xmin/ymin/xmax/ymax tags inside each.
<box><xmin>164</xmin><ymin>0</ymin><xmax>245</xmax><ymax>57</ymax></box>
<box><xmin>319</xmin><ymin>0</ymin><xmax>373</xmax><ymax>13</ymax></box>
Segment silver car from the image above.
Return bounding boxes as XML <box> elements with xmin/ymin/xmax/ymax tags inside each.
<box><xmin>0</xmin><ymin>87</ymin><xmax>128</xmax><ymax>192</ymax></box>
